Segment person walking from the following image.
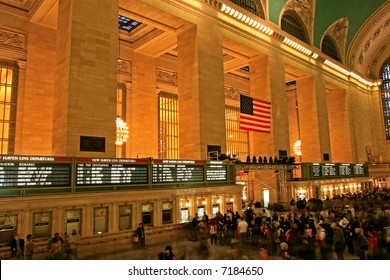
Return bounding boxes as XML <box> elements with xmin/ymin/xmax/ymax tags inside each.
<box><xmin>136</xmin><ymin>223</ymin><xmax>146</xmax><ymax>248</ymax></box>
<box><xmin>332</xmin><ymin>223</ymin><xmax>346</xmax><ymax>260</ymax></box>
<box><xmin>24</xmin><ymin>234</ymin><xmax>35</xmax><ymax>260</ymax></box>
<box><xmin>10</xmin><ymin>233</ymin><xmax>24</xmax><ymax>260</ymax></box>
<box><xmin>67</xmin><ymin>229</ymin><xmax>81</xmax><ymax>259</ymax></box>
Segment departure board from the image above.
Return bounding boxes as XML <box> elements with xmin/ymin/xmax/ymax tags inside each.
<box><xmin>304</xmin><ymin>162</ymin><xmax>369</xmax><ymax>180</ymax></box>
<box><xmin>76</xmin><ymin>158</ymin><xmax>148</xmax><ymax>185</ymax></box>
<box><xmin>206</xmin><ymin>162</ymin><xmax>227</xmax><ymax>181</ymax></box>
<box><xmin>152</xmin><ymin>160</ymin><xmax>204</xmax><ymax>183</ymax></box>
<box><xmin>321</xmin><ymin>164</ymin><xmax>337</xmax><ymax>176</ymax></box>
<box><xmin>339</xmin><ymin>164</ymin><xmax>353</xmax><ymax>176</ymax></box>
<box><xmin>311</xmin><ymin>164</ymin><xmax>321</xmax><ymax>177</ymax></box>
<box><xmin>0</xmin><ymin>156</ymin><xmax>71</xmax><ymax>187</ymax></box>
<box><xmin>354</xmin><ymin>164</ymin><xmax>367</xmax><ymax>176</ymax></box>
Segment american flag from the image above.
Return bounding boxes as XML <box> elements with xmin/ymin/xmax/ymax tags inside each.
<box><xmin>239</xmin><ymin>94</ymin><xmax>271</xmax><ymax>133</ymax></box>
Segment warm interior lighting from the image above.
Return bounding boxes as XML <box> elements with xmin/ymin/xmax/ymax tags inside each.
<box><xmin>293</xmin><ymin>140</ymin><xmax>302</xmax><ymax>156</ymax></box>
<box><xmin>201</xmin><ymin>198</ymin><xmax>207</xmax><ymax>205</ymax></box>
<box><xmin>229</xmin><ymin>197</ymin><xmax>234</xmax><ymax>202</ymax></box>
<box><xmin>216</xmin><ymin>197</ymin><xmax>221</xmax><ymax>204</ymax></box>
<box><xmin>116</xmin><ymin>117</ymin><xmax>129</xmax><ymax>145</ymax></box>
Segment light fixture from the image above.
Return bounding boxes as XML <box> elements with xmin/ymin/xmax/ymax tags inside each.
<box><xmin>216</xmin><ymin>197</ymin><xmax>221</xmax><ymax>204</ymax></box>
<box><xmin>242</xmin><ymin>194</ymin><xmax>247</xmax><ymax>200</ymax></box>
<box><xmin>201</xmin><ymin>198</ymin><xmax>207</xmax><ymax>205</ymax></box>
<box><xmin>229</xmin><ymin>196</ymin><xmax>234</xmax><ymax>202</ymax></box>
<box><xmin>116</xmin><ymin>116</ymin><xmax>129</xmax><ymax>145</ymax></box>
<box><xmin>185</xmin><ymin>200</ymin><xmax>191</xmax><ymax>207</ymax></box>
<box><xmin>293</xmin><ymin>139</ymin><xmax>302</xmax><ymax>156</ymax></box>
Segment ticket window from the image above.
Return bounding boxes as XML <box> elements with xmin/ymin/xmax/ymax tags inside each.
<box><xmin>65</xmin><ymin>209</ymin><xmax>81</xmax><ymax>236</ymax></box>
<box><xmin>94</xmin><ymin>207</ymin><xmax>108</xmax><ymax>234</ymax></box>
<box><xmin>119</xmin><ymin>205</ymin><xmax>132</xmax><ymax>231</ymax></box>
<box><xmin>142</xmin><ymin>204</ymin><xmax>153</xmax><ymax>227</ymax></box>
<box><xmin>212</xmin><ymin>204</ymin><xmax>219</xmax><ymax>217</ymax></box>
<box><xmin>162</xmin><ymin>202</ymin><xmax>173</xmax><ymax>225</ymax></box>
<box><xmin>0</xmin><ymin>214</ymin><xmax>17</xmax><ymax>244</ymax></box>
<box><xmin>33</xmin><ymin>212</ymin><xmax>52</xmax><ymax>239</ymax></box>
<box><xmin>180</xmin><ymin>208</ymin><xmax>189</xmax><ymax>222</ymax></box>
<box><xmin>197</xmin><ymin>206</ymin><xmax>204</xmax><ymax>219</ymax></box>
<box><xmin>226</xmin><ymin>202</ymin><xmax>233</xmax><ymax>213</ymax></box>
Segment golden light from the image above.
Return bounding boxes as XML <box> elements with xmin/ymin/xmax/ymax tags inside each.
<box><xmin>293</xmin><ymin>140</ymin><xmax>302</xmax><ymax>156</ymax></box>
<box><xmin>116</xmin><ymin>117</ymin><xmax>129</xmax><ymax>145</ymax></box>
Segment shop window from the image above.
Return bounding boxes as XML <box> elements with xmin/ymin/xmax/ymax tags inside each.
<box><xmin>65</xmin><ymin>209</ymin><xmax>81</xmax><ymax>236</ymax></box>
<box><xmin>32</xmin><ymin>211</ymin><xmax>51</xmax><ymax>239</ymax></box>
<box><xmin>94</xmin><ymin>207</ymin><xmax>108</xmax><ymax>234</ymax></box>
<box><xmin>141</xmin><ymin>204</ymin><xmax>153</xmax><ymax>226</ymax></box>
<box><xmin>162</xmin><ymin>202</ymin><xmax>173</xmax><ymax>224</ymax></box>
<box><xmin>119</xmin><ymin>205</ymin><xmax>132</xmax><ymax>230</ymax></box>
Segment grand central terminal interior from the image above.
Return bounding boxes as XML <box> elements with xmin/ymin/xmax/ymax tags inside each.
<box><xmin>0</xmin><ymin>0</ymin><xmax>389</xmax><ymax>260</ymax></box>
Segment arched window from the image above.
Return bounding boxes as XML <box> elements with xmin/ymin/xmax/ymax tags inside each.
<box><xmin>380</xmin><ymin>59</ymin><xmax>390</xmax><ymax>140</ymax></box>
<box><xmin>229</xmin><ymin>0</ymin><xmax>265</xmax><ymax>19</ymax></box>
<box><xmin>281</xmin><ymin>10</ymin><xmax>310</xmax><ymax>45</ymax></box>
<box><xmin>321</xmin><ymin>35</ymin><xmax>341</xmax><ymax>62</ymax></box>
<box><xmin>0</xmin><ymin>59</ymin><xmax>18</xmax><ymax>154</ymax></box>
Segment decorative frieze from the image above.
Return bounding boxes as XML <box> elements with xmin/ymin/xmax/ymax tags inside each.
<box><xmin>156</xmin><ymin>69</ymin><xmax>178</xmax><ymax>86</ymax></box>
<box><xmin>224</xmin><ymin>86</ymin><xmax>248</xmax><ymax>100</ymax></box>
<box><xmin>0</xmin><ymin>29</ymin><xmax>25</xmax><ymax>50</ymax></box>
<box><xmin>118</xmin><ymin>59</ymin><xmax>131</xmax><ymax>74</ymax></box>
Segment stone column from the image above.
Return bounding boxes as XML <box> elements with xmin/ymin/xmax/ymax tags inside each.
<box><xmin>177</xmin><ymin>24</ymin><xmax>225</xmax><ymax>159</ymax></box>
<box><xmin>127</xmin><ymin>53</ymin><xmax>158</xmax><ymax>158</ymax></box>
<box><xmin>249</xmin><ymin>55</ymin><xmax>289</xmax><ymax>158</ymax></box>
<box><xmin>53</xmin><ymin>0</ymin><xmax>119</xmax><ymax>156</ymax></box>
<box><xmin>327</xmin><ymin>88</ymin><xmax>353</xmax><ymax>163</ymax></box>
<box><xmin>296</xmin><ymin>75</ymin><xmax>331</xmax><ymax>162</ymax></box>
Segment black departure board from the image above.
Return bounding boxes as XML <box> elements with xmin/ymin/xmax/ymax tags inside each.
<box><xmin>339</xmin><ymin>164</ymin><xmax>353</xmax><ymax>176</ymax></box>
<box><xmin>354</xmin><ymin>164</ymin><xmax>367</xmax><ymax>175</ymax></box>
<box><xmin>76</xmin><ymin>158</ymin><xmax>148</xmax><ymax>185</ymax></box>
<box><xmin>311</xmin><ymin>164</ymin><xmax>321</xmax><ymax>177</ymax></box>
<box><xmin>305</xmin><ymin>162</ymin><xmax>369</xmax><ymax>180</ymax></box>
<box><xmin>152</xmin><ymin>160</ymin><xmax>204</xmax><ymax>183</ymax></box>
<box><xmin>0</xmin><ymin>156</ymin><xmax>71</xmax><ymax>187</ymax></box>
<box><xmin>321</xmin><ymin>164</ymin><xmax>337</xmax><ymax>176</ymax></box>
<box><xmin>206</xmin><ymin>162</ymin><xmax>227</xmax><ymax>181</ymax></box>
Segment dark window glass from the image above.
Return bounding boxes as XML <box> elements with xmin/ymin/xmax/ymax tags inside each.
<box><xmin>281</xmin><ymin>11</ymin><xmax>310</xmax><ymax>45</ymax></box>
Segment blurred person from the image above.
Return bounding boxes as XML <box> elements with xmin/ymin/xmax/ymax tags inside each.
<box><xmin>332</xmin><ymin>222</ymin><xmax>346</xmax><ymax>260</ymax></box>
<box><xmin>209</xmin><ymin>220</ymin><xmax>218</xmax><ymax>245</ymax></box>
<box><xmin>237</xmin><ymin>218</ymin><xmax>248</xmax><ymax>246</ymax></box>
<box><xmin>136</xmin><ymin>223</ymin><xmax>146</xmax><ymax>248</ymax></box>
<box><xmin>258</xmin><ymin>248</ymin><xmax>270</xmax><ymax>260</ymax></box>
<box><xmin>51</xmin><ymin>232</ymin><xmax>63</xmax><ymax>245</ymax></box>
<box><xmin>162</xmin><ymin>245</ymin><xmax>176</xmax><ymax>260</ymax></box>
<box><xmin>10</xmin><ymin>233</ymin><xmax>24</xmax><ymax>260</ymax></box>
<box><xmin>67</xmin><ymin>229</ymin><xmax>81</xmax><ymax>259</ymax></box>
<box><xmin>24</xmin><ymin>234</ymin><xmax>35</xmax><ymax>260</ymax></box>
<box><xmin>353</xmin><ymin>227</ymin><xmax>368</xmax><ymax>260</ymax></box>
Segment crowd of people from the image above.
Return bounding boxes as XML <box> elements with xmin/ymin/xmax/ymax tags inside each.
<box><xmin>9</xmin><ymin>188</ymin><xmax>390</xmax><ymax>260</ymax></box>
<box><xmin>185</xmin><ymin>192</ymin><xmax>390</xmax><ymax>260</ymax></box>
